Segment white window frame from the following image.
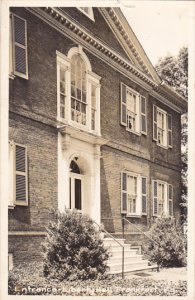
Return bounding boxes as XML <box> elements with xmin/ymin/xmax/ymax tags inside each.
<box><xmin>120</xmin><ymin>83</ymin><xmax>147</xmax><ymax>136</ymax></box>
<box><xmin>153</xmin><ymin>105</ymin><xmax>173</xmax><ymax>149</ymax></box>
<box><xmin>56</xmin><ymin>48</ymin><xmax>101</xmax><ymax>135</ymax></box>
<box><xmin>122</xmin><ymin>171</ymin><xmax>142</xmax><ymax>217</ymax></box>
<box><xmin>126</xmin><ymin>87</ymin><xmax>140</xmax><ymax>134</ymax></box>
<box><xmin>77</xmin><ymin>7</ymin><xmax>95</xmax><ymax>22</ymax></box>
<box><xmin>153</xmin><ymin>180</ymin><xmax>172</xmax><ymax>217</ymax></box>
<box><xmin>69</xmin><ymin>173</ymin><xmax>83</xmax><ymax>211</ymax></box>
<box><xmin>157</xmin><ymin>107</ymin><xmax>167</xmax><ymax>148</ymax></box>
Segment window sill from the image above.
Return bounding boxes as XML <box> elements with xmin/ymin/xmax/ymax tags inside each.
<box><xmin>156</xmin><ymin>142</ymin><xmax>168</xmax><ymax>150</ymax></box>
<box><xmin>8</xmin><ymin>204</ymin><xmax>15</xmax><ymax>210</ymax></box>
<box><xmin>126</xmin><ymin>128</ymin><xmax>141</xmax><ymax>136</ymax></box>
<box><xmin>57</xmin><ymin>118</ymin><xmax>101</xmax><ymax>137</ymax></box>
<box><xmin>9</xmin><ymin>73</ymin><xmax>15</xmax><ymax>80</ymax></box>
<box><xmin>126</xmin><ymin>214</ymin><xmax>141</xmax><ymax>218</ymax></box>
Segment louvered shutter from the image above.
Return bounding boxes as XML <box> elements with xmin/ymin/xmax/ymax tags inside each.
<box><xmin>120</xmin><ymin>83</ymin><xmax>127</xmax><ymax>126</ymax></box>
<box><xmin>141</xmin><ymin>177</ymin><xmax>147</xmax><ymax>214</ymax></box>
<box><xmin>153</xmin><ymin>105</ymin><xmax>157</xmax><ymax>141</ymax></box>
<box><xmin>140</xmin><ymin>96</ymin><xmax>147</xmax><ymax>135</ymax></box>
<box><xmin>121</xmin><ymin>172</ymin><xmax>127</xmax><ymax>213</ymax></box>
<box><xmin>168</xmin><ymin>184</ymin><xmax>173</xmax><ymax>216</ymax></box>
<box><xmin>168</xmin><ymin>114</ymin><xmax>172</xmax><ymax>148</ymax></box>
<box><xmin>153</xmin><ymin>180</ymin><xmax>158</xmax><ymax>216</ymax></box>
<box><xmin>12</xmin><ymin>14</ymin><xmax>28</xmax><ymax>78</ymax></box>
<box><xmin>14</xmin><ymin>144</ymin><xmax>28</xmax><ymax>205</ymax></box>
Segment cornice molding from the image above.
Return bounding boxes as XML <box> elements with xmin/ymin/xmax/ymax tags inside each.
<box><xmin>25</xmin><ymin>7</ymin><xmax>186</xmax><ymax>113</ymax></box>
<box><xmin>27</xmin><ymin>7</ymin><xmax>157</xmax><ymax>89</ymax></box>
<box><xmin>107</xmin><ymin>7</ymin><xmax>161</xmax><ymax>84</ymax></box>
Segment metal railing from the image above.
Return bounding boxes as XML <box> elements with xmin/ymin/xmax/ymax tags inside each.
<box><xmin>122</xmin><ymin>217</ymin><xmax>160</xmax><ymax>272</ymax></box>
<box><xmin>92</xmin><ymin>220</ymin><xmax>125</xmax><ymax>278</ymax></box>
<box><xmin>101</xmin><ymin>217</ymin><xmax>160</xmax><ymax>272</ymax></box>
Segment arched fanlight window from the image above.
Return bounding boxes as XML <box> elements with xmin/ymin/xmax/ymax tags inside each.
<box><xmin>71</xmin><ymin>54</ymin><xmax>87</xmax><ymax>125</ymax></box>
<box><xmin>70</xmin><ymin>160</ymin><xmax>80</xmax><ymax>174</ymax></box>
<box><xmin>57</xmin><ymin>47</ymin><xmax>101</xmax><ymax>134</ymax></box>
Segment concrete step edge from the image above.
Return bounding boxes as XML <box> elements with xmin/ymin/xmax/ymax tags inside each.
<box><xmin>107</xmin><ymin>265</ymin><xmax>158</xmax><ymax>275</ymax></box>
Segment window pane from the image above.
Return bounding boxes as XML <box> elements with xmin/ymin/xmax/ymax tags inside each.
<box><xmin>60</xmin><ymin>106</ymin><xmax>65</xmax><ymax>119</ymax></box>
<box><xmin>60</xmin><ymin>94</ymin><xmax>65</xmax><ymax>105</ymax></box>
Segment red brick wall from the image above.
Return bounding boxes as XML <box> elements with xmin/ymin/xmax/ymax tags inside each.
<box><xmin>9</xmin><ymin>113</ymin><xmax>58</xmax><ymax>231</ymax></box>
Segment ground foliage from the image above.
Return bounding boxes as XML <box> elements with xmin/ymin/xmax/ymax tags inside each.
<box><xmin>8</xmin><ymin>262</ymin><xmax>187</xmax><ymax>296</ymax></box>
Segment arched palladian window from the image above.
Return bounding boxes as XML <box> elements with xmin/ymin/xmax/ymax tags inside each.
<box><xmin>57</xmin><ymin>47</ymin><xmax>101</xmax><ymax>134</ymax></box>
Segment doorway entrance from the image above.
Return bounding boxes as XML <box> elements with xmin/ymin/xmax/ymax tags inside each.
<box><xmin>69</xmin><ymin>160</ymin><xmax>83</xmax><ymax>210</ymax></box>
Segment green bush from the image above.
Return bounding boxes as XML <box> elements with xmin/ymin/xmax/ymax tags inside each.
<box><xmin>143</xmin><ymin>216</ymin><xmax>187</xmax><ymax>267</ymax></box>
<box><xmin>42</xmin><ymin>209</ymin><xmax>109</xmax><ymax>281</ymax></box>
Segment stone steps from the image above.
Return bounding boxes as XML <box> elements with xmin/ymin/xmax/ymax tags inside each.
<box><xmin>103</xmin><ymin>237</ymin><xmax>158</xmax><ymax>274</ymax></box>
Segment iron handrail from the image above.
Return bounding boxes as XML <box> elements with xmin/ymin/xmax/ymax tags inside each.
<box><xmin>122</xmin><ymin>217</ymin><xmax>160</xmax><ymax>271</ymax></box>
<box><xmin>101</xmin><ymin>216</ymin><xmax>160</xmax><ymax>271</ymax></box>
<box><xmin>92</xmin><ymin>220</ymin><xmax>125</xmax><ymax>278</ymax></box>
<box><xmin>122</xmin><ymin>217</ymin><xmax>159</xmax><ymax>246</ymax></box>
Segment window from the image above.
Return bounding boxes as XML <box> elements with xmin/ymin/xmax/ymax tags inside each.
<box><xmin>121</xmin><ymin>171</ymin><xmax>147</xmax><ymax>216</ymax></box>
<box><xmin>153</xmin><ymin>105</ymin><xmax>172</xmax><ymax>148</ymax></box>
<box><xmin>69</xmin><ymin>160</ymin><xmax>82</xmax><ymax>210</ymax></box>
<box><xmin>71</xmin><ymin>54</ymin><xmax>87</xmax><ymax>125</ymax></box>
<box><xmin>9</xmin><ymin>13</ymin><xmax>28</xmax><ymax>79</ymax></box>
<box><xmin>153</xmin><ymin>180</ymin><xmax>173</xmax><ymax>216</ymax></box>
<box><xmin>78</xmin><ymin>7</ymin><xmax>95</xmax><ymax>21</ymax></box>
<box><xmin>57</xmin><ymin>48</ymin><xmax>101</xmax><ymax>134</ymax></box>
<box><xmin>121</xmin><ymin>83</ymin><xmax>147</xmax><ymax>135</ymax></box>
<box><xmin>9</xmin><ymin>142</ymin><xmax>28</xmax><ymax>207</ymax></box>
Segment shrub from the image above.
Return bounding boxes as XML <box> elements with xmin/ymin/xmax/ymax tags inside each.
<box><xmin>143</xmin><ymin>216</ymin><xmax>187</xmax><ymax>267</ymax></box>
<box><xmin>42</xmin><ymin>209</ymin><xmax>109</xmax><ymax>281</ymax></box>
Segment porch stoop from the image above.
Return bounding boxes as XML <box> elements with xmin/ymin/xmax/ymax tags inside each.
<box><xmin>103</xmin><ymin>238</ymin><xmax>158</xmax><ymax>275</ymax></box>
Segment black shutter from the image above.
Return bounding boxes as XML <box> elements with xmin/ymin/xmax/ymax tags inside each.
<box><xmin>141</xmin><ymin>177</ymin><xmax>147</xmax><ymax>214</ymax></box>
<box><xmin>12</xmin><ymin>14</ymin><xmax>28</xmax><ymax>78</ymax></box>
<box><xmin>168</xmin><ymin>184</ymin><xmax>173</xmax><ymax>216</ymax></box>
<box><xmin>153</xmin><ymin>180</ymin><xmax>158</xmax><ymax>216</ymax></box>
<box><xmin>121</xmin><ymin>172</ymin><xmax>127</xmax><ymax>213</ymax></box>
<box><xmin>120</xmin><ymin>83</ymin><xmax>127</xmax><ymax>126</ymax></box>
<box><xmin>153</xmin><ymin>105</ymin><xmax>157</xmax><ymax>141</ymax></box>
<box><xmin>15</xmin><ymin>144</ymin><xmax>28</xmax><ymax>205</ymax></box>
<box><xmin>168</xmin><ymin>114</ymin><xmax>172</xmax><ymax>148</ymax></box>
<box><xmin>140</xmin><ymin>96</ymin><xmax>147</xmax><ymax>135</ymax></box>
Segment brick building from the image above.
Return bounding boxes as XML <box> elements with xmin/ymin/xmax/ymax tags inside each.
<box><xmin>7</xmin><ymin>7</ymin><xmax>187</xmax><ymax>267</ymax></box>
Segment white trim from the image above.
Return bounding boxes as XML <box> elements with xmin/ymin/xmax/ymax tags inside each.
<box><xmin>8</xmin><ymin>231</ymin><xmax>46</xmax><ymax>236</ymax></box>
<box><xmin>8</xmin><ymin>253</ymin><xmax>13</xmax><ymax>270</ymax></box>
<box><xmin>77</xmin><ymin>7</ymin><xmax>95</xmax><ymax>22</ymax></box>
<box><xmin>56</xmin><ymin>47</ymin><xmax>101</xmax><ymax>135</ymax></box>
<box><xmin>122</xmin><ymin>171</ymin><xmax>143</xmax><ymax>217</ymax></box>
<box><xmin>153</xmin><ymin>180</ymin><xmax>170</xmax><ymax>217</ymax></box>
<box><xmin>26</xmin><ymin>8</ymin><xmax>186</xmax><ymax>113</ymax></box>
